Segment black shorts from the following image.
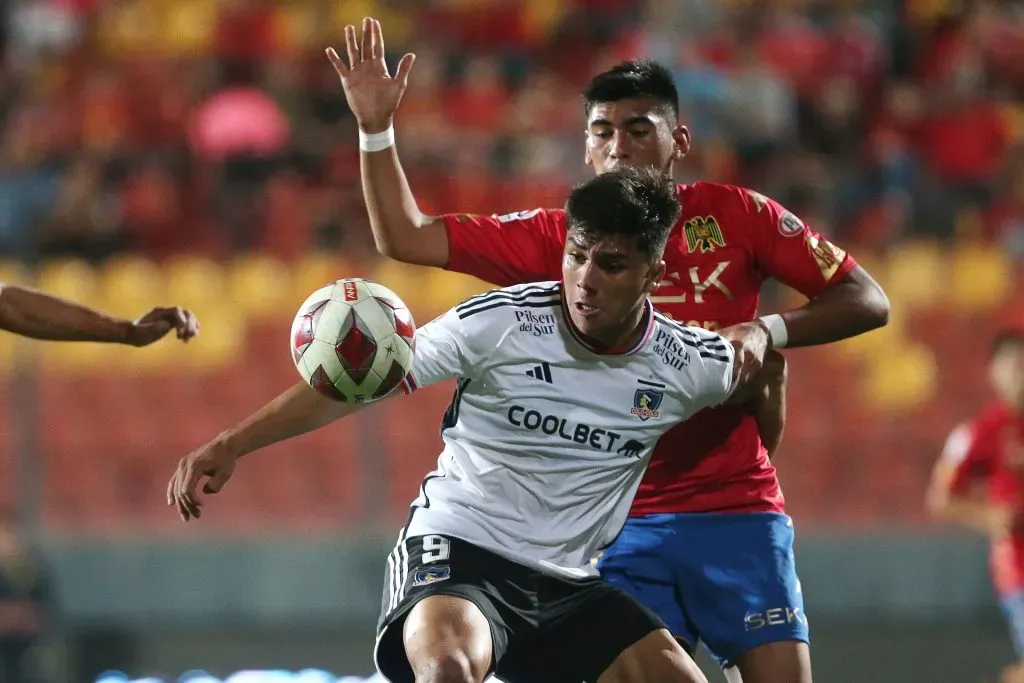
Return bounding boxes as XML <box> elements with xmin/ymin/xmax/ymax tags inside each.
<box><xmin>373</xmin><ymin>533</ymin><xmax>666</xmax><ymax>683</ymax></box>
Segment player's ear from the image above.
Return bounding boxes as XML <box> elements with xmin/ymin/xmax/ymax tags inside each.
<box><xmin>671</xmin><ymin>125</ymin><xmax>691</xmax><ymax>159</ymax></box>
<box><xmin>644</xmin><ymin>260</ymin><xmax>666</xmax><ymax>294</ymax></box>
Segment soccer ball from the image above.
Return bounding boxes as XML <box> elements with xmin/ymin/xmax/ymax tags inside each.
<box><xmin>290</xmin><ymin>278</ymin><xmax>416</xmax><ymax>403</ymax></box>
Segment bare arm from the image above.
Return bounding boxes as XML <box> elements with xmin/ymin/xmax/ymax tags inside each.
<box><xmin>778</xmin><ymin>265</ymin><xmax>890</xmax><ymax>348</ymax></box>
<box><xmin>719</xmin><ymin>266</ymin><xmax>888</xmax><ymax>421</ymax></box>
<box><xmin>167</xmin><ymin>381</ymin><xmax>369</xmax><ymax>521</ymax></box>
<box><xmin>327</xmin><ymin>19</ymin><xmax>449</xmax><ymax>267</ymax></box>
<box><xmin>221</xmin><ymin>381</ymin><xmax>362</xmax><ymax>459</ymax></box>
<box><xmin>328</xmin><ymin>21</ymin><xmax>566</xmax><ymax>283</ymax></box>
<box><xmin>0</xmin><ymin>283</ymin><xmax>131</xmax><ymax>342</ymax></box>
<box><xmin>751</xmin><ymin>351</ymin><xmax>786</xmax><ymax>458</ymax></box>
<box><xmin>0</xmin><ymin>283</ymin><xmax>198</xmax><ymax>346</ymax></box>
<box><xmin>745</xmin><ymin>190</ymin><xmax>890</xmax><ymax>350</ymax></box>
<box><xmin>360</xmin><ymin>145</ymin><xmax>448</xmax><ymax>266</ymax></box>
<box><xmin>169</xmin><ymin>283</ymin><xmax>475</xmax><ymax>523</ymax></box>
<box><xmin>727</xmin><ymin>349</ymin><xmax>787</xmax><ymax>458</ymax></box>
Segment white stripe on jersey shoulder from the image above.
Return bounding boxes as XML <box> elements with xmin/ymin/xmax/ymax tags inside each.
<box><xmin>652</xmin><ymin>313</ymin><xmax>731</xmax><ymax>362</ymax></box>
<box><xmin>456</xmin><ymin>281</ymin><xmax>561</xmax><ymax>320</ymax></box>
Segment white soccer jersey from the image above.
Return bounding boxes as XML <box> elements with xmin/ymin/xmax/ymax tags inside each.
<box><xmin>398</xmin><ymin>281</ymin><xmax>736</xmax><ymax>578</ymax></box>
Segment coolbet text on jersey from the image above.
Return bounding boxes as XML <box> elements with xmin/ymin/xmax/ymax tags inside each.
<box><xmin>441</xmin><ymin>182</ymin><xmax>857</xmax><ymax>516</ymax></box>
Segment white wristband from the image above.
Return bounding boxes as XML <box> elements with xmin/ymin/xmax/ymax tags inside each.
<box><xmin>759</xmin><ymin>314</ymin><xmax>788</xmax><ymax>349</ymax></box>
<box><xmin>359</xmin><ymin>125</ymin><xmax>395</xmax><ymax>153</ymax></box>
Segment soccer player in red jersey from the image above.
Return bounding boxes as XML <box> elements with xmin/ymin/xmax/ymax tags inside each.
<box><xmin>928</xmin><ymin>327</ymin><xmax>1024</xmax><ymax>683</ymax></box>
<box><xmin>327</xmin><ymin>18</ymin><xmax>890</xmax><ymax>683</ymax></box>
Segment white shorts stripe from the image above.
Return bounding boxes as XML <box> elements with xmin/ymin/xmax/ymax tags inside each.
<box><xmin>386</xmin><ymin>529</ymin><xmax>410</xmax><ymax>615</ymax></box>
<box><xmin>385</xmin><ymin>549</ymin><xmax>398</xmax><ymax>614</ymax></box>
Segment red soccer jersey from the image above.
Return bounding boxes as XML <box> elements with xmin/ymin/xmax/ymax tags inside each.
<box><xmin>441</xmin><ymin>181</ymin><xmax>858</xmax><ymax>514</ymax></box>
<box><xmin>942</xmin><ymin>403</ymin><xmax>1024</xmax><ymax>596</ymax></box>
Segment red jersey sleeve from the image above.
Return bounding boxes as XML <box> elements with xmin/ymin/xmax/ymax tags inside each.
<box><xmin>736</xmin><ymin>188</ymin><xmax>858</xmax><ymax>298</ymax></box>
<box><xmin>441</xmin><ymin>209</ymin><xmax>565</xmax><ymax>287</ymax></box>
<box><xmin>941</xmin><ymin>422</ymin><xmax>994</xmax><ymax>495</ymax></box>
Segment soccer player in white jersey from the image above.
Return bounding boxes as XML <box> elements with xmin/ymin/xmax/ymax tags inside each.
<box><xmin>166</xmin><ymin>167</ymin><xmax>784</xmax><ymax>683</ymax></box>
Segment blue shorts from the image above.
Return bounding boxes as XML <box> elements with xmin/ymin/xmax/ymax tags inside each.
<box><xmin>597</xmin><ymin>511</ymin><xmax>809</xmax><ymax>668</ymax></box>
<box><xmin>1001</xmin><ymin>590</ymin><xmax>1024</xmax><ymax>657</ymax></box>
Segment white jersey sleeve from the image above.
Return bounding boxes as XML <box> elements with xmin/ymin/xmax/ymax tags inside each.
<box><xmin>681</xmin><ymin>327</ymin><xmax>737</xmax><ymax>409</ymax></box>
<box><xmin>401</xmin><ymin>295</ymin><xmax>508</xmax><ymax>393</ymax></box>
<box><xmin>692</xmin><ymin>327</ymin><xmax>737</xmax><ymax>404</ymax></box>
<box><xmin>402</xmin><ymin>310</ymin><xmax>466</xmax><ymax>392</ymax></box>
<box><xmin>653</xmin><ymin>317</ymin><xmax>737</xmax><ymax>411</ymax></box>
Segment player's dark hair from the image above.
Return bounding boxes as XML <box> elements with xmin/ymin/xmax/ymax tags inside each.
<box><xmin>564</xmin><ymin>166</ymin><xmax>679</xmax><ymax>260</ymax></box>
<box><xmin>992</xmin><ymin>328</ymin><xmax>1024</xmax><ymax>358</ymax></box>
<box><xmin>582</xmin><ymin>59</ymin><xmax>680</xmax><ymax>120</ymax></box>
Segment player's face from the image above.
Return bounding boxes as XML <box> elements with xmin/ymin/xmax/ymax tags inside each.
<box><xmin>562</xmin><ymin>231</ymin><xmax>665</xmax><ymax>348</ymax></box>
<box><xmin>991</xmin><ymin>340</ymin><xmax>1024</xmax><ymax>409</ymax></box>
<box><xmin>584</xmin><ymin>98</ymin><xmax>690</xmax><ymax>176</ymax></box>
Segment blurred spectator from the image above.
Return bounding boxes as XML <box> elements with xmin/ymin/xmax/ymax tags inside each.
<box><xmin>725</xmin><ymin>43</ymin><xmax>797</xmax><ymax>167</ymax></box>
<box><xmin>0</xmin><ymin>512</ymin><xmax>54</xmax><ymax>683</ymax></box>
<box><xmin>213</xmin><ymin>0</ymin><xmax>277</xmax><ymax>68</ymax></box>
<box><xmin>5</xmin><ymin>0</ymin><xmax>84</xmax><ymax>71</ymax></box>
<box><xmin>988</xmin><ymin>145</ymin><xmax>1024</xmax><ymax>259</ymax></box>
<box><xmin>39</xmin><ymin>156</ymin><xmax>126</xmax><ymax>262</ymax></box>
<box><xmin>189</xmin><ymin>61</ymin><xmax>290</xmax><ymax>253</ymax></box>
<box><xmin>445</xmin><ymin>55</ymin><xmax>511</xmax><ymax>132</ymax></box>
<box><xmin>0</xmin><ymin>106</ymin><xmax>62</xmax><ymax>258</ymax></box>
<box><xmin>757</xmin><ymin>4</ymin><xmax>829</xmax><ymax>100</ymax></box>
<box><xmin>866</xmin><ymin>81</ymin><xmax>924</xmax><ymax>200</ymax></box>
<box><xmin>189</xmin><ymin>63</ymin><xmax>290</xmax><ymax>164</ymax></box>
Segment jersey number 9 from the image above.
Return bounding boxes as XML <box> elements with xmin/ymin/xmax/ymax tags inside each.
<box><xmin>422</xmin><ymin>535</ymin><xmax>451</xmax><ymax>564</ymax></box>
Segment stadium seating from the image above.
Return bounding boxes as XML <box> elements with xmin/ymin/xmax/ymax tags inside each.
<box><xmin>0</xmin><ymin>241</ymin><xmax>1005</xmax><ymax>532</ymax></box>
<box><xmin>950</xmin><ymin>242</ymin><xmax>1013</xmax><ymax>312</ymax></box>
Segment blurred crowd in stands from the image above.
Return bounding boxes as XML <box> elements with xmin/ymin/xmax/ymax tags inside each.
<box><xmin>0</xmin><ymin>0</ymin><xmax>1021</xmax><ymax>266</ymax></box>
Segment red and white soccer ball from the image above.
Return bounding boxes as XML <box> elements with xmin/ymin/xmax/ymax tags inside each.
<box><xmin>290</xmin><ymin>278</ymin><xmax>416</xmax><ymax>403</ymax></box>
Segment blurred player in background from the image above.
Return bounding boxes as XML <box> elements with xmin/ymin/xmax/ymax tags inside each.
<box><xmin>928</xmin><ymin>327</ymin><xmax>1024</xmax><ymax>683</ymax></box>
<box><xmin>327</xmin><ymin>19</ymin><xmax>889</xmax><ymax>683</ymax></box>
<box><xmin>168</xmin><ymin>167</ymin><xmax>789</xmax><ymax>683</ymax></box>
<box><xmin>0</xmin><ymin>282</ymin><xmax>198</xmax><ymax>346</ymax></box>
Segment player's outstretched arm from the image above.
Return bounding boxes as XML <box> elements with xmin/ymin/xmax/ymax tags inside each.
<box><xmin>166</xmin><ymin>381</ymin><xmax>368</xmax><ymax>522</ymax></box>
<box><xmin>326</xmin><ymin>18</ymin><xmax>449</xmax><ymax>268</ymax></box>
<box><xmin>0</xmin><ymin>283</ymin><xmax>198</xmax><ymax>345</ymax></box>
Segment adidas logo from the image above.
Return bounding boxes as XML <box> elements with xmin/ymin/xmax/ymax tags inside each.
<box><xmin>525</xmin><ymin>362</ymin><xmax>553</xmax><ymax>384</ymax></box>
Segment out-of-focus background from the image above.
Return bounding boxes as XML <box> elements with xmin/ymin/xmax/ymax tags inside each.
<box><xmin>0</xmin><ymin>0</ymin><xmax>1022</xmax><ymax>681</ymax></box>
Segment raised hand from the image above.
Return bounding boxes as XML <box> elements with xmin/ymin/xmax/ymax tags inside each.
<box><xmin>326</xmin><ymin>17</ymin><xmax>415</xmax><ymax>133</ymax></box>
